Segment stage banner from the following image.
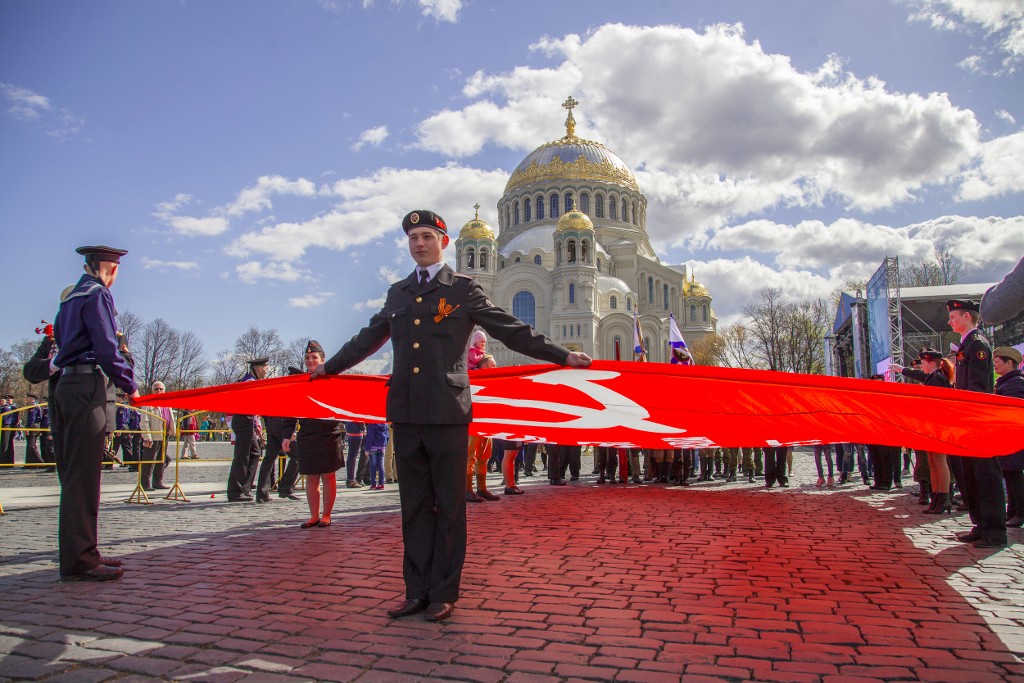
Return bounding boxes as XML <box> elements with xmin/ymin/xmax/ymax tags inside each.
<box><xmin>136</xmin><ymin>361</ymin><xmax>1024</xmax><ymax>457</ymax></box>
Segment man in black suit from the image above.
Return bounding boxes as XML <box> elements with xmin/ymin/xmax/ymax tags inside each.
<box><xmin>313</xmin><ymin>209</ymin><xmax>591</xmax><ymax>621</ymax></box>
<box><xmin>947</xmin><ymin>299</ymin><xmax>1006</xmax><ymax>548</ymax></box>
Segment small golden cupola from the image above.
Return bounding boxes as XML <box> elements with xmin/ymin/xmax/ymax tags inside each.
<box><xmin>555</xmin><ymin>202</ymin><xmax>594</xmax><ymax>232</ymax></box>
<box><xmin>459</xmin><ymin>203</ymin><xmax>495</xmax><ymax>240</ymax></box>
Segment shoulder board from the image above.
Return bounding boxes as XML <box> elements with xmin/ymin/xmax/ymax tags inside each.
<box><xmin>453</xmin><ymin>273</ymin><xmax>474</xmax><ymax>281</ymax></box>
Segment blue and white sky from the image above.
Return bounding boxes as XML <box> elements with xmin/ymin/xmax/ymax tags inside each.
<box><xmin>2</xmin><ymin>0</ymin><xmax>1023</xmax><ymax>370</ymax></box>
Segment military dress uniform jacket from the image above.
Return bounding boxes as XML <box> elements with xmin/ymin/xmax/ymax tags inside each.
<box><xmin>323</xmin><ymin>264</ymin><xmax>570</xmax><ymax>424</ymax></box>
<box><xmin>955</xmin><ymin>329</ymin><xmax>994</xmax><ymax>393</ymax></box>
<box><xmin>900</xmin><ymin>367</ymin><xmax>953</xmax><ymax>389</ymax></box>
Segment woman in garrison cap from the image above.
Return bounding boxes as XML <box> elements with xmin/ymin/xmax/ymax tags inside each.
<box><xmin>892</xmin><ymin>347</ymin><xmax>955</xmax><ymax>513</ymax></box>
<box><xmin>282</xmin><ymin>340</ymin><xmax>345</xmax><ymax>528</ymax></box>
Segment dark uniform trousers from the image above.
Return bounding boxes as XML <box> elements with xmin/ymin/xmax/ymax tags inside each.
<box><xmin>257</xmin><ymin>417</ymin><xmax>294</xmax><ymax>499</ymax></box>
<box><xmin>228</xmin><ymin>415</ymin><xmax>261</xmax><ymax>499</ymax></box>
<box><xmin>322</xmin><ymin>264</ymin><xmax>571</xmax><ymax>605</ymax></box>
<box><xmin>393</xmin><ymin>422</ymin><xmax>468</xmax><ymax>603</ymax></box>
<box><xmin>53</xmin><ymin>372</ymin><xmax>109</xmax><ymax>575</ymax></box>
<box><xmin>763</xmin><ymin>446</ymin><xmax>788</xmax><ymax>486</ymax></box>
<box><xmin>955</xmin><ymin>329</ymin><xmax>1005</xmax><ymax>541</ymax></box>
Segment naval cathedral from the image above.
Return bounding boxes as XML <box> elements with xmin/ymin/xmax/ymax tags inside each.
<box><xmin>453</xmin><ymin>97</ymin><xmax>717</xmax><ymax>366</ymax></box>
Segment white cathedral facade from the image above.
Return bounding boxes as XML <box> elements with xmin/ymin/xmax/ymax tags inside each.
<box><xmin>454</xmin><ymin>97</ymin><xmax>717</xmax><ymax>366</ymax></box>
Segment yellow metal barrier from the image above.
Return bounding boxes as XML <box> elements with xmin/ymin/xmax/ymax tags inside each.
<box><xmin>1</xmin><ymin>403</ymin><xmax>300</xmax><ymax>512</ymax></box>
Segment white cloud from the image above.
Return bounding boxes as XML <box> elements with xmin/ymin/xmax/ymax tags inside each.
<box><xmin>1</xmin><ymin>83</ymin><xmax>84</xmax><ymax>139</ymax></box>
<box><xmin>0</xmin><ymin>82</ymin><xmax>51</xmax><ymax>120</ymax></box>
<box><xmin>996</xmin><ymin>109</ymin><xmax>1016</xmax><ymax>125</ymax></box>
<box><xmin>224</xmin><ymin>175</ymin><xmax>317</xmax><ymax>217</ymax></box>
<box><xmin>153</xmin><ymin>194</ymin><xmax>230</xmax><ymax>236</ymax></box>
<box><xmin>352</xmin><ymin>294</ymin><xmax>387</xmax><ymax>311</ymax></box>
<box><xmin>415</xmin><ymin>23</ymin><xmax>982</xmax><ymax>228</ymax></box>
<box><xmin>352</xmin><ymin>125</ymin><xmax>389</xmax><ymax>151</ymax></box>
<box><xmin>378</xmin><ymin>265</ymin><xmax>401</xmax><ymax>283</ymax></box>
<box><xmin>349</xmin><ymin>350</ymin><xmax>392</xmax><ymax>375</ymax></box>
<box><xmin>236</xmin><ymin>261</ymin><xmax>310</xmax><ymax>284</ymax></box>
<box><xmin>692</xmin><ymin>214</ymin><xmax>1024</xmax><ymax>323</ymax></box>
<box><xmin>142</xmin><ymin>257</ymin><xmax>200</xmax><ymax>271</ymax></box>
<box><xmin>227</xmin><ymin>164</ymin><xmax>507</xmax><ymax>262</ymax></box>
<box><xmin>289</xmin><ymin>291</ymin><xmax>335</xmax><ymax>308</ymax></box>
<box><xmin>418</xmin><ymin>0</ymin><xmax>462</xmax><ymax>23</ymax></box>
<box><xmin>958</xmin><ymin>130</ymin><xmax>1024</xmax><ymax>200</ymax></box>
<box><xmin>958</xmin><ymin>54</ymin><xmax>986</xmax><ymax>73</ymax></box>
<box><xmin>908</xmin><ymin>0</ymin><xmax>1024</xmax><ymax>72</ymax></box>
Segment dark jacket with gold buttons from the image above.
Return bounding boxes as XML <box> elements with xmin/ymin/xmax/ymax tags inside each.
<box><xmin>954</xmin><ymin>329</ymin><xmax>994</xmax><ymax>393</ymax></box>
<box><xmin>323</xmin><ymin>264</ymin><xmax>571</xmax><ymax>424</ymax></box>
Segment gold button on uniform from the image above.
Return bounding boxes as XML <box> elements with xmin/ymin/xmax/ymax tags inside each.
<box><xmin>416</xmin><ymin>296</ymin><xmax>423</xmax><ymax>303</ymax></box>
<box><xmin>413</xmin><ymin>367</ymin><xmax>420</xmax><ymax>374</ymax></box>
<box><xmin>413</xmin><ymin>342</ymin><xmax>420</xmax><ymax>349</ymax></box>
<box><xmin>414</xmin><ymin>319</ymin><xmax>421</xmax><ymax>325</ymax></box>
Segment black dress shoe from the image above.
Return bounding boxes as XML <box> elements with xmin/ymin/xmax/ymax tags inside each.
<box><xmin>256</xmin><ymin>495</ymin><xmax>271</xmax><ymax>503</ymax></box>
<box><xmin>152</xmin><ymin>484</ymin><xmax>169</xmax><ymax>490</ymax></box>
<box><xmin>424</xmin><ymin>602</ymin><xmax>454</xmax><ymax>621</ymax></box>
<box><xmin>228</xmin><ymin>495</ymin><xmax>254</xmax><ymax>502</ymax></box>
<box><xmin>477</xmin><ymin>490</ymin><xmax>500</xmax><ymax>501</ymax></box>
<box><xmin>387</xmin><ymin>598</ymin><xmax>427</xmax><ymax>619</ymax></box>
<box><xmin>973</xmin><ymin>537</ymin><xmax>1007</xmax><ymax>548</ymax></box>
<box><xmin>956</xmin><ymin>530</ymin><xmax>981</xmax><ymax>543</ymax></box>
<box><xmin>98</xmin><ymin>556</ymin><xmax>123</xmax><ymax>567</ymax></box>
<box><xmin>61</xmin><ymin>565</ymin><xmax>124</xmax><ymax>582</ymax></box>
<box><xmin>465</xmin><ymin>491</ymin><xmax>483</xmax><ymax>503</ymax></box>
<box><xmin>549</xmin><ymin>479</ymin><xmax>566</xmax><ymax>486</ymax></box>
<box><xmin>279</xmin><ymin>493</ymin><xmax>301</xmax><ymax>500</ymax></box>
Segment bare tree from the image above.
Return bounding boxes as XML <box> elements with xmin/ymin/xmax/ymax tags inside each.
<box><xmin>740</xmin><ymin>288</ymin><xmax>829</xmax><ymax>373</ymax></box>
<box><xmin>743</xmin><ymin>287</ymin><xmax>789</xmax><ymax>371</ymax></box>
<box><xmin>901</xmin><ymin>245</ymin><xmax>964</xmax><ymax>287</ymax></box>
<box><xmin>138</xmin><ymin>318</ymin><xmax>180</xmax><ymax>390</ymax></box>
<box><xmin>286</xmin><ymin>337</ymin><xmax>311</xmax><ymax>372</ymax></box>
<box><xmin>209</xmin><ymin>350</ymin><xmax>241</xmax><ymax>386</ymax></box>
<box><xmin>712</xmin><ymin>324</ymin><xmax>758</xmax><ymax>369</ymax></box>
<box><xmin>169</xmin><ymin>331</ymin><xmax>206</xmax><ymax>391</ymax></box>
<box><xmin>117</xmin><ymin>309</ymin><xmax>143</xmax><ymax>348</ymax></box>
<box><xmin>233</xmin><ymin>326</ymin><xmax>287</xmax><ymax>377</ymax></box>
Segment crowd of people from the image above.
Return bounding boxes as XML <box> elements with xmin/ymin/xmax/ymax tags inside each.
<box><xmin>7</xmin><ymin>230</ymin><xmax>1022</xmax><ymax>626</ymax></box>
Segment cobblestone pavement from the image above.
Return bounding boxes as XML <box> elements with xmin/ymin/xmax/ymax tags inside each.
<box><xmin>1</xmin><ymin>447</ymin><xmax>1023</xmax><ymax>682</ymax></box>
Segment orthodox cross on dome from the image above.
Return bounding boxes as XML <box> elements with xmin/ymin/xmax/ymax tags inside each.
<box><xmin>561</xmin><ymin>95</ymin><xmax>579</xmax><ymax>138</ymax></box>
<box><xmin>473</xmin><ymin>202</ymin><xmax>480</xmax><ymax>219</ymax></box>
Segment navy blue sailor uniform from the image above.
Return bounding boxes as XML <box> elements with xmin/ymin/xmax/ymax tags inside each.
<box><xmin>323</xmin><ymin>260</ymin><xmax>571</xmax><ymax>604</ymax></box>
<box><xmin>52</xmin><ymin>257</ymin><xmax>138</xmax><ymax>577</ymax></box>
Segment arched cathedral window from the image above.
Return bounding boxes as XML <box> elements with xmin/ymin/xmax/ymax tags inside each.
<box><xmin>580</xmin><ymin>193</ymin><xmax>589</xmax><ymax>214</ymax></box>
<box><xmin>549</xmin><ymin>194</ymin><xmax>559</xmax><ymax>218</ymax></box>
<box><xmin>524</xmin><ymin>198</ymin><xmax>531</xmax><ymax>222</ymax></box>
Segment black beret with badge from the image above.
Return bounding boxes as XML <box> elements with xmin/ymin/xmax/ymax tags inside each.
<box><xmin>917</xmin><ymin>347</ymin><xmax>943</xmax><ymax>361</ymax></box>
<box><xmin>402</xmin><ymin>210</ymin><xmax>447</xmax><ymax>235</ymax></box>
<box><xmin>945</xmin><ymin>298</ymin><xmax>979</xmax><ymax>313</ymax></box>
<box><xmin>248</xmin><ymin>357</ymin><xmax>269</xmax><ymax>367</ymax></box>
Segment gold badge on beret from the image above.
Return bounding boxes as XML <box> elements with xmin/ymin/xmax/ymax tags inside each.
<box><xmin>409</xmin><ymin>212</ymin><xmax>420</xmax><ymax>225</ymax></box>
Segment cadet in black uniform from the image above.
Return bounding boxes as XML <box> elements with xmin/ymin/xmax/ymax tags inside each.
<box><xmin>51</xmin><ymin>246</ymin><xmax>140</xmax><ymax>581</ymax></box>
<box><xmin>946</xmin><ymin>299</ymin><xmax>1006</xmax><ymax>547</ymax></box>
<box><xmin>226</xmin><ymin>358</ymin><xmax>268</xmax><ymax>501</ymax></box>
<box><xmin>313</xmin><ymin>210</ymin><xmax>591</xmax><ymax>622</ymax></box>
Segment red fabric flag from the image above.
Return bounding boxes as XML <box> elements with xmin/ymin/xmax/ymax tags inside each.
<box><xmin>135</xmin><ymin>361</ymin><xmax>1024</xmax><ymax>457</ymax></box>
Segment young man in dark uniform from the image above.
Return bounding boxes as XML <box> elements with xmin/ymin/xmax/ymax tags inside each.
<box><xmin>312</xmin><ymin>209</ymin><xmax>591</xmax><ymax>621</ymax></box>
<box><xmin>947</xmin><ymin>299</ymin><xmax>1006</xmax><ymax>548</ymax></box>
<box><xmin>51</xmin><ymin>245</ymin><xmax>140</xmax><ymax>581</ymax></box>
<box><xmin>226</xmin><ymin>358</ymin><xmax>268</xmax><ymax>501</ymax></box>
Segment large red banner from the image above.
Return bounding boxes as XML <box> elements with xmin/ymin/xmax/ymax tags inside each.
<box><xmin>135</xmin><ymin>361</ymin><xmax>1023</xmax><ymax>457</ymax></box>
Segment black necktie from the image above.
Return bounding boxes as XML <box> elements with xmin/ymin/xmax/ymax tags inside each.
<box><xmin>419</xmin><ymin>269</ymin><xmax>430</xmax><ymax>289</ymax></box>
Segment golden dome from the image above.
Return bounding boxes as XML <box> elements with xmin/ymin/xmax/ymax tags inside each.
<box><xmin>459</xmin><ymin>203</ymin><xmax>494</xmax><ymax>240</ymax></box>
<box><xmin>684</xmin><ymin>277</ymin><xmax>710</xmax><ymax>297</ymax></box>
<box><xmin>504</xmin><ymin>96</ymin><xmax>639</xmax><ymax>194</ymax></box>
<box><xmin>556</xmin><ymin>206</ymin><xmax>594</xmax><ymax>232</ymax></box>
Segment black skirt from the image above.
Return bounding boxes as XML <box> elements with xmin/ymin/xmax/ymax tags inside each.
<box><xmin>295</xmin><ymin>418</ymin><xmax>345</xmax><ymax>475</ymax></box>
